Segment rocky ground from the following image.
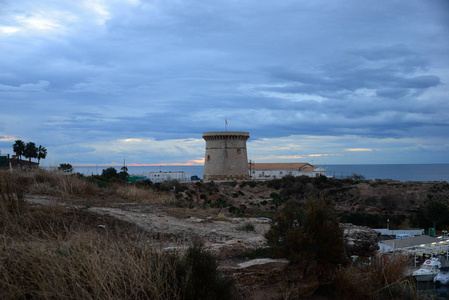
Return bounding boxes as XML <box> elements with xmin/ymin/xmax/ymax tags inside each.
<box><xmin>24</xmin><ymin>178</ymin><xmax>448</xmax><ymax>299</ymax></box>
<box><xmin>25</xmin><ymin>195</ymin><xmax>271</xmax><ymax>262</ymax></box>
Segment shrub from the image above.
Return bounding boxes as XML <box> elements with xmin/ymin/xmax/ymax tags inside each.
<box><xmin>265</xmin><ymin>197</ymin><xmax>349</xmax><ymax>266</ymax></box>
<box><xmin>211</xmin><ymin>198</ymin><xmax>228</xmax><ymax>208</ymax></box>
<box><xmin>270</xmin><ymin>192</ymin><xmax>285</xmax><ymax>207</ymax></box>
<box><xmin>266</xmin><ymin>179</ymin><xmax>282</xmax><ymax>190</ymax></box>
<box><xmin>329</xmin><ymin>254</ymin><xmax>415</xmax><ymax>300</ymax></box>
<box><xmin>58</xmin><ymin>163</ymin><xmax>73</xmax><ymax>173</ymax></box>
<box><xmin>244</xmin><ymin>222</ymin><xmax>255</xmax><ymax>231</ymax></box>
<box><xmin>248</xmin><ymin>181</ymin><xmax>258</xmax><ymax>188</ymax></box>
<box><xmin>238</xmin><ymin>222</ymin><xmax>255</xmax><ymax>232</ymax></box>
<box><xmin>176</xmin><ymin>239</ymin><xmax>233</xmax><ymax>300</ymax></box>
<box><xmin>101</xmin><ymin>167</ymin><xmax>120</xmax><ymax>179</ymax></box>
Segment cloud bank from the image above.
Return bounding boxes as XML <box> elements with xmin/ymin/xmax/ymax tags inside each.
<box><xmin>0</xmin><ymin>0</ymin><xmax>448</xmax><ymax>165</ymax></box>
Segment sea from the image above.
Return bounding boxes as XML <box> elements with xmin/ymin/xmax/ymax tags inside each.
<box><xmin>64</xmin><ymin>164</ymin><xmax>449</xmax><ymax>182</ymax></box>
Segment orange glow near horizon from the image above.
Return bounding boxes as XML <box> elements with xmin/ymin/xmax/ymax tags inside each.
<box><xmin>72</xmin><ymin>159</ymin><xmax>205</xmax><ymax>167</ymax></box>
<box><xmin>345</xmin><ymin>148</ymin><xmax>373</xmax><ymax>152</ymax></box>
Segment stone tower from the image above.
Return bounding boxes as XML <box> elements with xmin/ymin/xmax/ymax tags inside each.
<box><xmin>203</xmin><ymin>131</ymin><xmax>250</xmax><ymax>181</ymax></box>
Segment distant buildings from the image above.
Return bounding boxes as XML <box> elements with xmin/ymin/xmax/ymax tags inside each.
<box><xmin>147</xmin><ymin>171</ymin><xmax>191</xmax><ymax>182</ymax></box>
<box><xmin>0</xmin><ymin>154</ymin><xmax>39</xmax><ymax>169</ymax></box>
<box><xmin>201</xmin><ymin>130</ymin><xmax>326</xmax><ymax>181</ymax></box>
<box><xmin>249</xmin><ymin>163</ymin><xmax>326</xmax><ymax>180</ymax></box>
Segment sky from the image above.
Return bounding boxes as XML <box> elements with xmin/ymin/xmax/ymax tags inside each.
<box><xmin>0</xmin><ymin>0</ymin><xmax>448</xmax><ymax>166</ymax></box>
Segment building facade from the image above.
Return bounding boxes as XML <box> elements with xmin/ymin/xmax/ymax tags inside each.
<box><xmin>249</xmin><ymin>163</ymin><xmax>326</xmax><ymax>180</ymax></box>
<box><xmin>147</xmin><ymin>171</ymin><xmax>191</xmax><ymax>182</ymax></box>
<box><xmin>203</xmin><ymin>131</ymin><xmax>250</xmax><ymax>181</ymax></box>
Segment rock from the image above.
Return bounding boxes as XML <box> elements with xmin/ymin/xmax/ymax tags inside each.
<box><xmin>237</xmin><ymin>258</ymin><xmax>289</xmax><ymax>270</ymax></box>
<box><xmin>188</xmin><ymin>217</ymin><xmax>205</xmax><ymax>223</ymax></box>
<box><xmin>256</xmin><ymin>217</ymin><xmax>271</xmax><ymax>223</ymax></box>
<box><xmin>342</xmin><ymin>223</ymin><xmax>379</xmax><ymax>257</ymax></box>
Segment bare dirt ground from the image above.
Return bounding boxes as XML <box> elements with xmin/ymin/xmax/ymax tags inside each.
<box><xmin>25</xmin><ymin>195</ymin><xmax>271</xmax><ymax>256</ymax></box>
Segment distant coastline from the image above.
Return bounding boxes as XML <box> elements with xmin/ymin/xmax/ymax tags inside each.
<box><xmin>43</xmin><ymin>164</ymin><xmax>449</xmax><ymax>182</ymax></box>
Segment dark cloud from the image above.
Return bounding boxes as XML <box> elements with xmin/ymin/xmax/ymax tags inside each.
<box><xmin>0</xmin><ymin>0</ymin><xmax>448</xmax><ymax>164</ymax></box>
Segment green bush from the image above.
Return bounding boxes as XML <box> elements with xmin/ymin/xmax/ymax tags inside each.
<box><xmin>238</xmin><ymin>222</ymin><xmax>255</xmax><ymax>232</ymax></box>
<box><xmin>210</xmin><ymin>198</ymin><xmax>228</xmax><ymax>208</ymax></box>
<box><xmin>265</xmin><ymin>197</ymin><xmax>349</xmax><ymax>266</ymax></box>
<box><xmin>101</xmin><ymin>167</ymin><xmax>119</xmax><ymax>179</ymax></box>
<box><xmin>176</xmin><ymin>239</ymin><xmax>233</xmax><ymax>300</ymax></box>
<box><xmin>270</xmin><ymin>192</ymin><xmax>285</xmax><ymax>207</ymax></box>
<box><xmin>248</xmin><ymin>181</ymin><xmax>258</xmax><ymax>188</ymax></box>
<box><xmin>85</xmin><ymin>175</ymin><xmax>110</xmax><ymax>188</ymax></box>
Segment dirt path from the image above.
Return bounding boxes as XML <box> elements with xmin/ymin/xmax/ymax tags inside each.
<box><xmin>25</xmin><ymin>196</ymin><xmax>270</xmax><ymax>251</ymax></box>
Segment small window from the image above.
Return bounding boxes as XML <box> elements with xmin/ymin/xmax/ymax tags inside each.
<box><xmin>207</xmin><ymin>155</ymin><xmax>210</xmax><ymax>161</ymax></box>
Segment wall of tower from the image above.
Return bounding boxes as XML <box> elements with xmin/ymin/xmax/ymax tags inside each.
<box><xmin>203</xmin><ymin>131</ymin><xmax>250</xmax><ymax>181</ymax></box>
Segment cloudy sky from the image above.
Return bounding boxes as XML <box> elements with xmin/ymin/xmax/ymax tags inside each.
<box><xmin>1</xmin><ymin>0</ymin><xmax>448</xmax><ymax>166</ymax></box>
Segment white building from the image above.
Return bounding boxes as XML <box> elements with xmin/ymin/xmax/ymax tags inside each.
<box><xmin>249</xmin><ymin>163</ymin><xmax>326</xmax><ymax>180</ymax></box>
<box><xmin>374</xmin><ymin>229</ymin><xmax>425</xmax><ymax>237</ymax></box>
<box><xmin>147</xmin><ymin>171</ymin><xmax>191</xmax><ymax>182</ymax></box>
<box><xmin>378</xmin><ymin>235</ymin><xmax>449</xmax><ymax>254</ymax></box>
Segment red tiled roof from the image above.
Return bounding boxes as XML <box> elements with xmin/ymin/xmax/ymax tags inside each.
<box><xmin>300</xmin><ymin>167</ymin><xmax>319</xmax><ymax>172</ymax></box>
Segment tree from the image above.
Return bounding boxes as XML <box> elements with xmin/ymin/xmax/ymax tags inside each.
<box><xmin>265</xmin><ymin>197</ymin><xmax>349</xmax><ymax>266</ymax></box>
<box><xmin>119</xmin><ymin>165</ymin><xmax>129</xmax><ymax>181</ymax></box>
<box><xmin>12</xmin><ymin>140</ymin><xmax>25</xmax><ymax>160</ymax></box>
<box><xmin>101</xmin><ymin>167</ymin><xmax>119</xmax><ymax>180</ymax></box>
<box><xmin>58</xmin><ymin>163</ymin><xmax>73</xmax><ymax>173</ymax></box>
<box><xmin>425</xmin><ymin>201</ymin><xmax>449</xmax><ymax>231</ymax></box>
<box><xmin>37</xmin><ymin>145</ymin><xmax>47</xmax><ymax>164</ymax></box>
<box><xmin>23</xmin><ymin>142</ymin><xmax>38</xmax><ymax>164</ymax></box>
<box><xmin>351</xmin><ymin>173</ymin><xmax>366</xmax><ymax>181</ymax></box>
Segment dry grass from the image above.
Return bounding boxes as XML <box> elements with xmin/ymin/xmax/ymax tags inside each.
<box><xmin>111</xmin><ymin>183</ymin><xmax>176</xmax><ymax>205</ymax></box>
<box><xmin>2</xmin><ymin>168</ymin><xmax>100</xmax><ymax>197</ymax></box>
<box><xmin>214</xmin><ymin>212</ymin><xmax>230</xmax><ymax>221</ymax></box>
<box><xmin>0</xmin><ymin>169</ymin><xmax>233</xmax><ymax>300</ymax></box>
<box><xmin>0</xmin><ymin>169</ymin><xmax>178</xmax><ymax>208</ymax></box>
<box><xmin>330</xmin><ymin>254</ymin><xmax>416</xmax><ymax>300</ymax></box>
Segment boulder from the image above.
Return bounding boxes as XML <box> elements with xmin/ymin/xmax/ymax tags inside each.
<box><xmin>342</xmin><ymin>223</ymin><xmax>379</xmax><ymax>257</ymax></box>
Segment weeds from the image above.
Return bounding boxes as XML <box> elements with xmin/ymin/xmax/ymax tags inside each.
<box><xmin>0</xmin><ymin>170</ymin><xmax>233</xmax><ymax>300</ymax></box>
<box><xmin>238</xmin><ymin>222</ymin><xmax>255</xmax><ymax>232</ymax></box>
<box><xmin>329</xmin><ymin>254</ymin><xmax>415</xmax><ymax>300</ymax></box>
<box><xmin>112</xmin><ymin>183</ymin><xmax>176</xmax><ymax>205</ymax></box>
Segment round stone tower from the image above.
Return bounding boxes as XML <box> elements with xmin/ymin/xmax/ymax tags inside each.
<box><xmin>203</xmin><ymin>131</ymin><xmax>250</xmax><ymax>181</ymax></box>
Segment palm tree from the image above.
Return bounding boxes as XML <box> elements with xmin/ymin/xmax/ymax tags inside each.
<box><xmin>23</xmin><ymin>142</ymin><xmax>38</xmax><ymax>164</ymax></box>
<box><xmin>12</xmin><ymin>140</ymin><xmax>25</xmax><ymax>160</ymax></box>
<box><xmin>37</xmin><ymin>145</ymin><xmax>47</xmax><ymax>164</ymax></box>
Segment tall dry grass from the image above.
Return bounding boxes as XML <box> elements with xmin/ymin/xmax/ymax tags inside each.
<box><xmin>1</xmin><ymin>168</ymin><xmax>177</xmax><ymax>207</ymax></box>
<box><xmin>111</xmin><ymin>183</ymin><xmax>176</xmax><ymax>205</ymax></box>
<box><xmin>330</xmin><ymin>254</ymin><xmax>417</xmax><ymax>300</ymax></box>
<box><xmin>0</xmin><ymin>170</ymin><xmax>233</xmax><ymax>300</ymax></box>
<box><xmin>1</xmin><ymin>168</ymin><xmax>100</xmax><ymax>197</ymax></box>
